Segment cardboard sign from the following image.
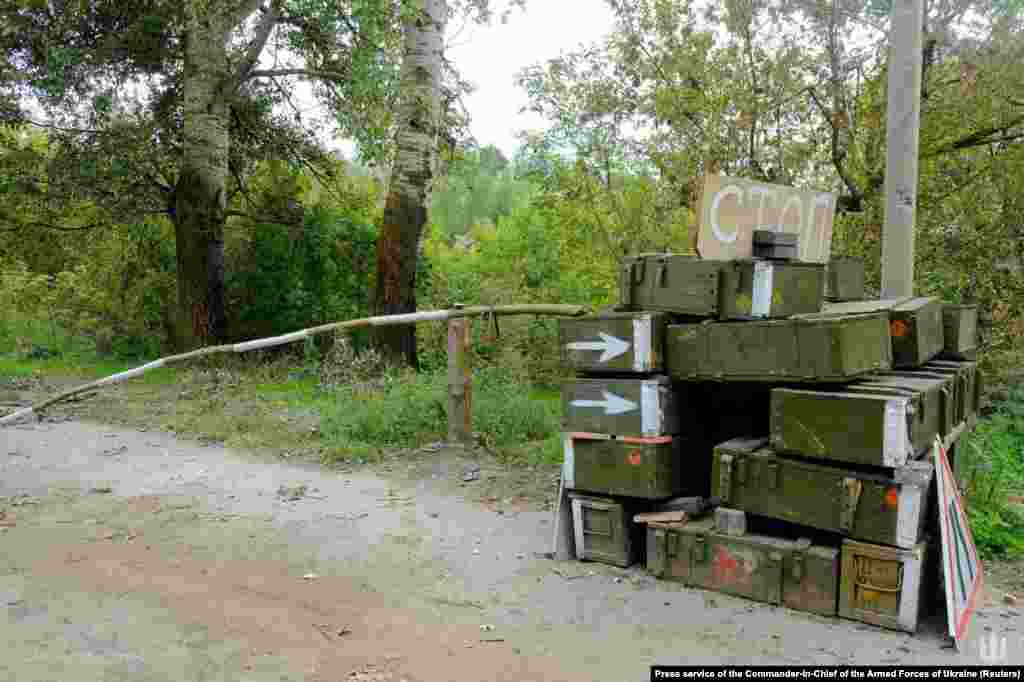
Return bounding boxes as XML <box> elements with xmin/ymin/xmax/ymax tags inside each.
<box><xmin>934</xmin><ymin>435</ymin><xmax>984</xmax><ymax>649</ymax></box>
<box><xmin>695</xmin><ymin>174</ymin><xmax>837</xmax><ymax>263</ymax></box>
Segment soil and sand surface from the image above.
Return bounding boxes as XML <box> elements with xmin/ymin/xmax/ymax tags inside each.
<box><xmin>3</xmin><ymin>376</ymin><xmax>1024</xmax><ymax>681</ymax></box>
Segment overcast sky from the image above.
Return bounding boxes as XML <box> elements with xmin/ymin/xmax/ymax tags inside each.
<box><xmin>325</xmin><ymin>1</ymin><xmax>617</xmax><ymax>160</ymax></box>
<box><xmin>445</xmin><ymin>1</ymin><xmax>617</xmax><ymax>158</ymax></box>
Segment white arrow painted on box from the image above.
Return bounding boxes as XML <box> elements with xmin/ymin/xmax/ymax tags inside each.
<box><xmin>570</xmin><ymin>390</ymin><xmax>638</xmax><ymax>416</ymax></box>
<box><xmin>565</xmin><ymin>333</ymin><xmax>631</xmax><ymax>363</ymax></box>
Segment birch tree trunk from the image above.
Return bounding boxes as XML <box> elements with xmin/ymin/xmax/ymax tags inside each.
<box><xmin>173</xmin><ymin>6</ymin><xmax>234</xmax><ymax>349</ymax></box>
<box><xmin>372</xmin><ymin>0</ymin><xmax>448</xmax><ymax>367</ymax></box>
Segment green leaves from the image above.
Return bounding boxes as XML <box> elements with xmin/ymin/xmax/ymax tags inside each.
<box><xmin>93</xmin><ymin>94</ymin><xmax>112</xmax><ymax>113</ymax></box>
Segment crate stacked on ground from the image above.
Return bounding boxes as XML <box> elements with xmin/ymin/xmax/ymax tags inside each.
<box><xmin>681</xmin><ymin>298</ymin><xmax>978</xmax><ymax>632</ymax></box>
<box><xmin>555</xmin><ymin>248</ymin><xmax>981</xmax><ymax>634</ymax></box>
<box><xmin>558</xmin><ymin>311</ymin><xmax>683</xmax><ymax>567</ymax></box>
<box><xmin>557</xmin><ymin>250</ymin><xmax>833</xmax><ymax>566</ymax></box>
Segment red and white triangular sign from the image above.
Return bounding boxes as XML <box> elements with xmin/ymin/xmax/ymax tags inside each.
<box><xmin>934</xmin><ymin>435</ymin><xmax>984</xmax><ymax>650</ymax></box>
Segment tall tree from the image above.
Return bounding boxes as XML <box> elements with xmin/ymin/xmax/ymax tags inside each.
<box><xmin>0</xmin><ymin>0</ymin><xmax>406</xmax><ymax>349</ymax></box>
<box><xmin>373</xmin><ymin>0</ymin><xmax>448</xmax><ymax>367</ymax></box>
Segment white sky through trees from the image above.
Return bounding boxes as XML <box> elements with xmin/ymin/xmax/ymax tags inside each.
<box><xmin>445</xmin><ymin>0</ymin><xmax>616</xmax><ymax>157</ymax></box>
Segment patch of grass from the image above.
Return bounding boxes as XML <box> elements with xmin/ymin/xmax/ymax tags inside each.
<box><xmin>319</xmin><ymin>365</ymin><xmax>562</xmax><ymax>464</ymax></box>
<box><xmin>500</xmin><ymin>432</ymin><xmax>564</xmax><ymax>468</ymax></box>
<box><xmin>0</xmin><ymin>315</ymin><xmax>176</xmax><ymax>384</ymax></box>
<box><xmin>0</xmin><ymin>354</ymin><xmax>178</xmax><ymax>385</ymax></box>
<box><xmin>963</xmin><ymin>384</ymin><xmax>1024</xmax><ymax>559</ymax></box>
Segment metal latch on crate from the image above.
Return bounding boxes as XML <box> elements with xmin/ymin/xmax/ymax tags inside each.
<box><xmin>718</xmin><ymin>455</ymin><xmax>733</xmax><ymax>504</ymax></box>
<box><xmin>792</xmin><ymin>538</ymin><xmax>812</xmax><ymax>581</ymax></box>
<box><xmin>839</xmin><ymin>478</ymin><xmax>864</xmax><ymax>532</ymax></box>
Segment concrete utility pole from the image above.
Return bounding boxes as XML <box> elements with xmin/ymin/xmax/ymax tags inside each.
<box><xmin>881</xmin><ymin>0</ymin><xmax>925</xmax><ymax>299</ymax></box>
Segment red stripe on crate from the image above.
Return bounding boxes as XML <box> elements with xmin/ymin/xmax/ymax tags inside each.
<box><xmin>568</xmin><ymin>432</ymin><xmax>673</xmax><ymax>445</ymax></box>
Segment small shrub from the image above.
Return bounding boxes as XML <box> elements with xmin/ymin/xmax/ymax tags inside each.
<box><xmin>321</xmin><ymin>370</ymin><xmax>448</xmax><ymax>449</ymax></box>
<box><xmin>318</xmin><ymin>334</ymin><xmax>390</xmax><ymax>391</ymax></box>
<box><xmin>470</xmin><ymin>366</ymin><xmax>560</xmax><ymax>448</ymax></box>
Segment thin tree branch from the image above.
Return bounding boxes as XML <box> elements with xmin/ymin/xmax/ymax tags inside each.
<box><xmin>228</xmin><ymin>157</ymin><xmax>260</xmax><ymax>213</ymax></box>
<box><xmin>232</xmin><ymin>1</ymin><xmax>280</xmax><ymax>87</ymax></box>
<box><xmin>23</xmin><ymin>119</ymin><xmax>107</xmax><ymax>135</ymax></box>
<box><xmin>807</xmin><ymin>86</ymin><xmax>862</xmax><ymax>205</ymax></box>
<box><xmin>924</xmin><ymin>116</ymin><xmax>1024</xmax><ymax>157</ymax></box>
<box><xmin>244</xmin><ymin>68</ymin><xmax>348</xmax><ymax>81</ymax></box>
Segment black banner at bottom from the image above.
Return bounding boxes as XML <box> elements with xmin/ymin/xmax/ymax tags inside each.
<box><xmin>651</xmin><ymin>667</ymin><xmax>1024</xmax><ymax>682</ymax></box>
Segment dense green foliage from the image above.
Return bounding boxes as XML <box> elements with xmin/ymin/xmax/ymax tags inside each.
<box><xmin>963</xmin><ymin>386</ymin><xmax>1024</xmax><ymax>559</ymax></box>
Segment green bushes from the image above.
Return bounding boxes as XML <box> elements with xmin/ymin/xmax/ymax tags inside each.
<box><xmin>962</xmin><ymin>385</ymin><xmax>1024</xmax><ymax>559</ymax></box>
<box><xmin>225</xmin><ymin>205</ymin><xmax>378</xmax><ymax>343</ymax></box>
<box><xmin>0</xmin><ymin>218</ymin><xmax>176</xmax><ymax>361</ymax></box>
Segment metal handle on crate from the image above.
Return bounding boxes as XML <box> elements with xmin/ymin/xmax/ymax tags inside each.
<box><xmin>620</xmin><ymin>263</ymin><xmax>634</xmax><ymax>308</ymax></box>
<box><xmin>694</xmin><ymin>535</ymin><xmax>710</xmax><ymax>563</ymax></box>
<box><xmin>633</xmin><ymin>259</ymin><xmax>646</xmax><ymax>285</ymax></box>
<box><xmin>718</xmin><ymin>455</ymin><xmax>733</xmax><ymax>504</ymax></box>
<box><xmin>854</xmin><ymin>580</ymin><xmax>902</xmax><ymax>594</ymax></box>
<box><xmin>958</xmin><ymin>374</ymin><xmax>969</xmax><ymax>423</ymax></box>
<box><xmin>939</xmin><ymin>386</ymin><xmax>951</xmax><ymax>434</ymax></box>
<box><xmin>652</xmin><ymin>529</ymin><xmax>668</xmax><ymax>577</ymax></box>
<box><xmin>839</xmin><ymin>478</ymin><xmax>863</xmax><ymax>532</ymax></box>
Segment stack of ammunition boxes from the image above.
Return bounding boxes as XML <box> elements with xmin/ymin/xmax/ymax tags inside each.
<box><xmin>556</xmin><ymin>249</ymin><xmax>981</xmax><ymax>634</ymax></box>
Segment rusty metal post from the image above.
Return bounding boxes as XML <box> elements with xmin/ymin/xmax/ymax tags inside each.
<box><xmin>447</xmin><ymin>308</ymin><xmax>472</xmax><ymax>446</ymax></box>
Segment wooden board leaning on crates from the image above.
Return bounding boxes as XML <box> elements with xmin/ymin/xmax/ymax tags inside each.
<box><xmin>692</xmin><ymin>173</ymin><xmax>836</xmax><ymax>264</ymax></box>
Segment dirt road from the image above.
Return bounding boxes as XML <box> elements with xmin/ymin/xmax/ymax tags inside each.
<box><xmin>2</xmin><ymin>419</ymin><xmax>1023</xmax><ymax>681</ymax></box>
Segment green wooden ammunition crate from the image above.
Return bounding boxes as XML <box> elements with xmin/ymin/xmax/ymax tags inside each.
<box><xmin>620</xmin><ymin>254</ymin><xmax>720</xmax><ymax>316</ymax></box>
<box><xmin>941</xmin><ymin>304</ymin><xmax>978</xmax><ymax>361</ymax></box>
<box><xmin>619</xmin><ymin>254</ymin><xmax>824</xmax><ymax>319</ymax></box>
<box><xmin>717</xmin><ymin>259</ymin><xmax>825</xmax><ymax>320</ymax></box>
<box><xmin>770</xmin><ymin>387</ymin><xmax>918</xmax><ymax>467</ymax></box>
<box><xmin>645</xmin><ymin>518</ymin><xmax>840</xmax><ymax>616</ymax></box>
<box><xmin>711</xmin><ymin>437</ymin><xmax>933</xmax><ymax>548</ymax></box>
<box><xmin>666</xmin><ymin>313</ymin><xmax>891</xmax><ymax>383</ymax></box>
<box><xmin>845</xmin><ymin>373</ymin><xmax>957</xmax><ymax>452</ymax></box>
<box><xmin>825</xmin><ymin>258</ymin><xmax>866</xmax><ymax>301</ymax></box>
<box><xmin>561</xmin><ymin>376</ymin><xmax>679</xmax><ymax>436</ymax></box>
<box><xmin>559</xmin><ymin>312</ymin><xmax>667</xmax><ymax>374</ymax></box>
<box><xmin>923</xmin><ymin>360</ymin><xmax>980</xmax><ymax>428</ymax></box>
<box><xmin>562</xmin><ymin>432</ymin><xmax>692</xmax><ymax>499</ymax></box>
<box><xmin>839</xmin><ymin>538</ymin><xmax>928</xmax><ymax>633</ymax></box>
<box><xmin>569</xmin><ymin>493</ymin><xmax>642</xmax><ymax>567</ymax></box>
<box><xmin>784</xmin><ymin>539</ymin><xmax>842</xmax><ymax>617</ymax></box>
<box><xmin>815</xmin><ymin>297</ymin><xmax>944</xmax><ymax>368</ymax></box>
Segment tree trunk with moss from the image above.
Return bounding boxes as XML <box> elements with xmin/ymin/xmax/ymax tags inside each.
<box><xmin>372</xmin><ymin>0</ymin><xmax>447</xmax><ymax>368</ymax></box>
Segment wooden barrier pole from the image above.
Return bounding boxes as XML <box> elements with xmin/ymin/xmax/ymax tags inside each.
<box><xmin>0</xmin><ymin>303</ymin><xmax>587</xmax><ymax>427</ymax></box>
<box><xmin>447</xmin><ymin>309</ymin><xmax>472</xmax><ymax>446</ymax></box>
